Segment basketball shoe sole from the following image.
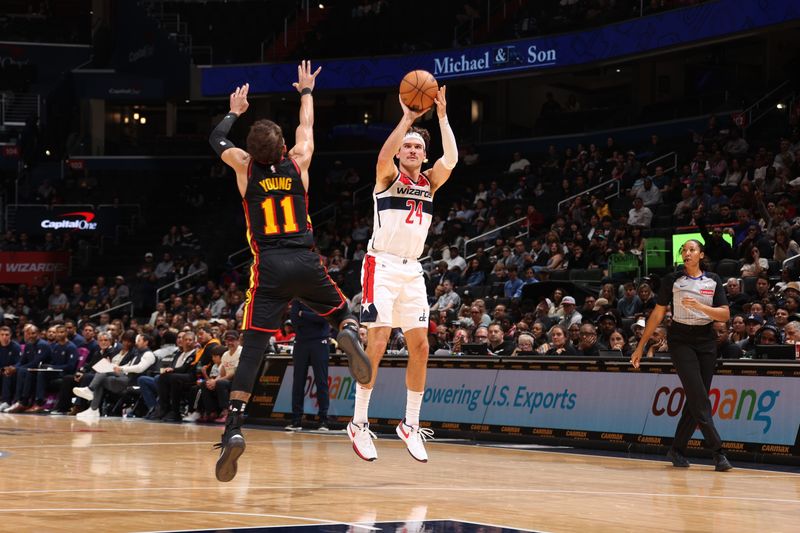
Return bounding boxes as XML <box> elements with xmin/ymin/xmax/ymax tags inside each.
<box><xmin>215</xmin><ymin>434</ymin><xmax>246</xmax><ymax>482</ymax></box>
<box><xmin>336</xmin><ymin>327</ymin><xmax>372</xmax><ymax>384</ymax></box>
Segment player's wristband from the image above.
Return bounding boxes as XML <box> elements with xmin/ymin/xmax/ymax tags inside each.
<box><xmin>300</xmin><ymin>88</ymin><xmax>313</xmax><ymax>96</ymax></box>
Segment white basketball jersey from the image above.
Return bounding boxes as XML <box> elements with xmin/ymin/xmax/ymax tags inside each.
<box><xmin>368</xmin><ymin>171</ymin><xmax>433</xmax><ymax>259</ymax></box>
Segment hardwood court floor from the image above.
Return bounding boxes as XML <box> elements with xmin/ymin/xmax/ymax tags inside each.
<box><xmin>0</xmin><ymin>414</ymin><xmax>798</xmax><ymax>533</ymax></box>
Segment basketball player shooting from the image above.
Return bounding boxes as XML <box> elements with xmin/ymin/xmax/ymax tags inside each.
<box><xmin>348</xmin><ymin>84</ymin><xmax>457</xmax><ymax>462</ymax></box>
<box><xmin>208</xmin><ymin>61</ymin><xmax>372</xmax><ymax>482</ymax></box>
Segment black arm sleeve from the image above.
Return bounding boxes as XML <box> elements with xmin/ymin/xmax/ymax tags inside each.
<box><xmin>209</xmin><ymin>112</ymin><xmax>239</xmax><ymax>157</ymax></box>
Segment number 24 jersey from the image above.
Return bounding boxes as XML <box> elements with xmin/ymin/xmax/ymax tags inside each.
<box><xmin>368</xmin><ymin>172</ymin><xmax>433</xmax><ymax>259</ymax></box>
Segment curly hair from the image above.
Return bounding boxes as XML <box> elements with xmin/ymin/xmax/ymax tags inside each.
<box><xmin>406</xmin><ymin>126</ymin><xmax>430</xmax><ymax>150</ymax></box>
<box><xmin>246</xmin><ymin>120</ymin><xmax>284</xmax><ymax>165</ymax></box>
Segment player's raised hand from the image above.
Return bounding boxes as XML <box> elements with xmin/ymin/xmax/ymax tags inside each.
<box><xmin>398</xmin><ymin>94</ymin><xmax>425</xmax><ymax>122</ymax></box>
<box><xmin>293</xmin><ymin>60</ymin><xmax>322</xmax><ymax>93</ymax></box>
<box><xmin>229</xmin><ymin>83</ymin><xmax>250</xmax><ymax>115</ymax></box>
<box><xmin>434</xmin><ymin>85</ymin><xmax>447</xmax><ymax>119</ymax></box>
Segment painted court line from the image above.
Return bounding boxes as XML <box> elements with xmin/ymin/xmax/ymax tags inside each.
<box><xmin>0</xmin><ymin>485</ymin><xmax>797</xmax><ymax>505</ymax></box>
<box><xmin>0</xmin><ymin>441</ymin><xmax>218</xmax><ymax>449</ymax></box>
<box><xmin>0</xmin><ymin>508</ymin><xmax>381</xmax><ymax>531</ymax></box>
<box><xmin>6</xmin><ymin>425</ymin><xmax>797</xmax><ymax>478</ymax></box>
<box><xmin>444</xmin><ymin>440</ymin><xmax>800</xmax><ymax>475</ymax></box>
<box><xmin>142</xmin><ymin>518</ymin><xmax>453</xmax><ymax>533</ymax></box>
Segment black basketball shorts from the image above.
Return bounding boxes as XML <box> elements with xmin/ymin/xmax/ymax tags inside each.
<box><xmin>241</xmin><ymin>248</ymin><xmax>347</xmax><ymax>332</ymax></box>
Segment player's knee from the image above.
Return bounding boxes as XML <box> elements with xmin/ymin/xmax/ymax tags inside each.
<box><xmin>328</xmin><ymin>306</ymin><xmax>355</xmax><ymax>330</ymax></box>
<box><xmin>406</xmin><ymin>337</ymin><xmax>430</xmax><ymax>358</ymax></box>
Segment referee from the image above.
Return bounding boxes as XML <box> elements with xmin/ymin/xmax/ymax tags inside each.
<box><xmin>631</xmin><ymin>239</ymin><xmax>733</xmax><ymax>471</ymax></box>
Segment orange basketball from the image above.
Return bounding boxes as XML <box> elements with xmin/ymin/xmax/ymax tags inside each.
<box><xmin>399</xmin><ymin>70</ymin><xmax>438</xmax><ymax>112</ymax></box>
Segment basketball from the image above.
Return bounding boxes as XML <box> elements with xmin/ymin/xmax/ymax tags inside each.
<box><xmin>399</xmin><ymin>70</ymin><xmax>439</xmax><ymax>112</ymax></box>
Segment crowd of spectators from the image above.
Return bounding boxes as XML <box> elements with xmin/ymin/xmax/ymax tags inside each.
<box><xmin>3</xmin><ymin>104</ymin><xmax>800</xmax><ymax>420</ymax></box>
<box><xmin>290</xmin><ymin>112</ymin><xmax>800</xmax><ymax>361</ymax></box>
<box><xmin>5</xmin><ymin>109</ymin><xmax>800</xmax><ymax>370</ymax></box>
<box><xmin>0</xmin><ymin>222</ymin><xmax>211</xmax><ymax>324</ymax></box>
<box><xmin>0</xmin><ymin>318</ymin><xmax>241</xmax><ymax>424</ymax></box>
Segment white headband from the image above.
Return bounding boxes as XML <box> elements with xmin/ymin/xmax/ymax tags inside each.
<box><xmin>402</xmin><ymin>132</ymin><xmax>426</xmax><ymax>150</ymax></box>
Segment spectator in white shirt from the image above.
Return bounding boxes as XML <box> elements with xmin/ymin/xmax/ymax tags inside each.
<box><xmin>633</xmin><ymin>177</ymin><xmax>662</xmax><ymax>207</ymax></box>
<box><xmin>558</xmin><ymin>296</ymin><xmax>583</xmax><ymax>330</ymax></box>
<box><xmin>446</xmin><ymin>246</ymin><xmax>467</xmax><ymax>272</ymax></box>
<box><xmin>628</xmin><ymin>197</ymin><xmax>653</xmax><ymax>228</ymax></box>
<box><xmin>508</xmin><ymin>152</ymin><xmax>530</xmax><ymax>175</ymax></box>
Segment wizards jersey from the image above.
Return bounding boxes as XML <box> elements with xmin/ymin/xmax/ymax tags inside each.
<box><xmin>368</xmin><ymin>171</ymin><xmax>432</xmax><ymax>259</ymax></box>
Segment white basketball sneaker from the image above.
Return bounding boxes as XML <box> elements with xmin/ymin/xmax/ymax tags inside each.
<box><xmin>347</xmin><ymin>420</ymin><xmax>377</xmax><ymax>461</ymax></box>
<box><xmin>396</xmin><ymin>419</ymin><xmax>433</xmax><ymax>463</ymax></box>
<box><xmin>73</xmin><ymin>387</ymin><xmax>94</xmax><ymax>401</ymax></box>
<box><xmin>76</xmin><ymin>407</ymin><xmax>100</xmax><ymax>420</ymax></box>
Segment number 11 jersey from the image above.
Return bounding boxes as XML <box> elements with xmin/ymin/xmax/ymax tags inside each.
<box><xmin>368</xmin><ymin>171</ymin><xmax>433</xmax><ymax>259</ymax></box>
<box><xmin>243</xmin><ymin>158</ymin><xmax>314</xmax><ymax>251</ymax></box>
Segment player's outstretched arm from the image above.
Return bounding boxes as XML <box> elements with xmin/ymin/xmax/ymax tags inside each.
<box><xmin>210</xmin><ymin>83</ymin><xmax>251</xmax><ymax>196</ymax></box>
<box><xmin>376</xmin><ymin>96</ymin><xmax>425</xmax><ymax>188</ymax></box>
<box><xmin>288</xmin><ymin>60</ymin><xmax>321</xmax><ymax>179</ymax></box>
<box><xmin>428</xmin><ymin>86</ymin><xmax>457</xmax><ymax>194</ymax></box>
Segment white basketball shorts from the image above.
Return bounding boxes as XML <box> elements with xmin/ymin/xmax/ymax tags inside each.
<box><xmin>359</xmin><ymin>252</ymin><xmax>429</xmax><ymax>331</ymax></box>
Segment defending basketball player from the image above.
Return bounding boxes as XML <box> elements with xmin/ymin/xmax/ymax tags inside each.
<box><xmin>208</xmin><ymin>61</ymin><xmax>372</xmax><ymax>482</ymax></box>
<box><xmin>348</xmin><ymin>86</ymin><xmax>457</xmax><ymax>462</ymax></box>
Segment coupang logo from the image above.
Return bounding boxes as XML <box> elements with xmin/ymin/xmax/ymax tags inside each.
<box><xmin>40</xmin><ymin>212</ymin><xmax>99</xmax><ymax>231</ymax></box>
<box><xmin>652</xmin><ymin>386</ymin><xmax>780</xmax><ymax>433</ymax></box>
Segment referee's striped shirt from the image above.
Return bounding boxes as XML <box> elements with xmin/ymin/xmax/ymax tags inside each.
<box><xmin>657</xmin><ymin>271</ymin><xmax>728</xmax><ymax>325</ymax></box>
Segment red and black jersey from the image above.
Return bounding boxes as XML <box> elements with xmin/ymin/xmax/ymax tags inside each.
<box><xmin>242</xmin><ymin>158</ymin><xmax>314</xmax><ymax>251</ymax></box>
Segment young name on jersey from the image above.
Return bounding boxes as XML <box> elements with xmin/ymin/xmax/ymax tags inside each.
<box><xmin>257</xmin><ymin>177</ymin><xmax>293</xmax><ymax>192</ymax></box>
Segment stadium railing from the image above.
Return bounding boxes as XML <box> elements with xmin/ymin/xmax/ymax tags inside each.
<box><xmin>155</xmin><ymin>266</ymin><xmax>208</xmax><ymax>303</ymax></box>
<box><xmin>556</xmin><ymin>178</ymin><xmax>620</xmax><ymax>214</ymax></box>
<box><xmin>89</xmin><ymin>300</ymin><xmax>134</xmax><ymax>321</ymax></box>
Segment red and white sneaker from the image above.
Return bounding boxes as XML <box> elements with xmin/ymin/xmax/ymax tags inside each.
<box><xmin>347</xmin><ymin>420</ymin><xmax>377</xmax><ymax>461</ymax></box>
<box><xmin>396</xmin><ymin>419</ymin><xmax>434</xmax><ymax>463</ymax></box>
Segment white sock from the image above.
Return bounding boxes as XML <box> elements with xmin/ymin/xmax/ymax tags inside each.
<box><xmin>404</xmin><ymin>389</ymin><xmax>424</xmax><ymax>427</ymax></box>
<box><xmin>353</xmin><ymin>384</ymin><xmax>372</xmax><ymax>425</ymax></box>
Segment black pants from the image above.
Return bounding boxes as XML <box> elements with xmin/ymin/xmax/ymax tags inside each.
<box><xmin>668</xmin><ymin>323</ymin><xmax>723</xmax><ymax>452</ymax></box>
<box><xmin>291</xmin><ymin>340</ymin><xmax>330</xmax><ymax>423</ymax></box>
<box><xmin>55</xmin><ymin>373</ymin><xmax>94</xmax><ymax>411</ymax></box>
<box><xmin>158</xmin><ymin>372</ymin><xmax>194</xmax><ymax>415</ymax></box>
<box><xmin>201</xmin><ymin>380</ymin><xmax>232</xmax><ymax>414</ymax></box>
